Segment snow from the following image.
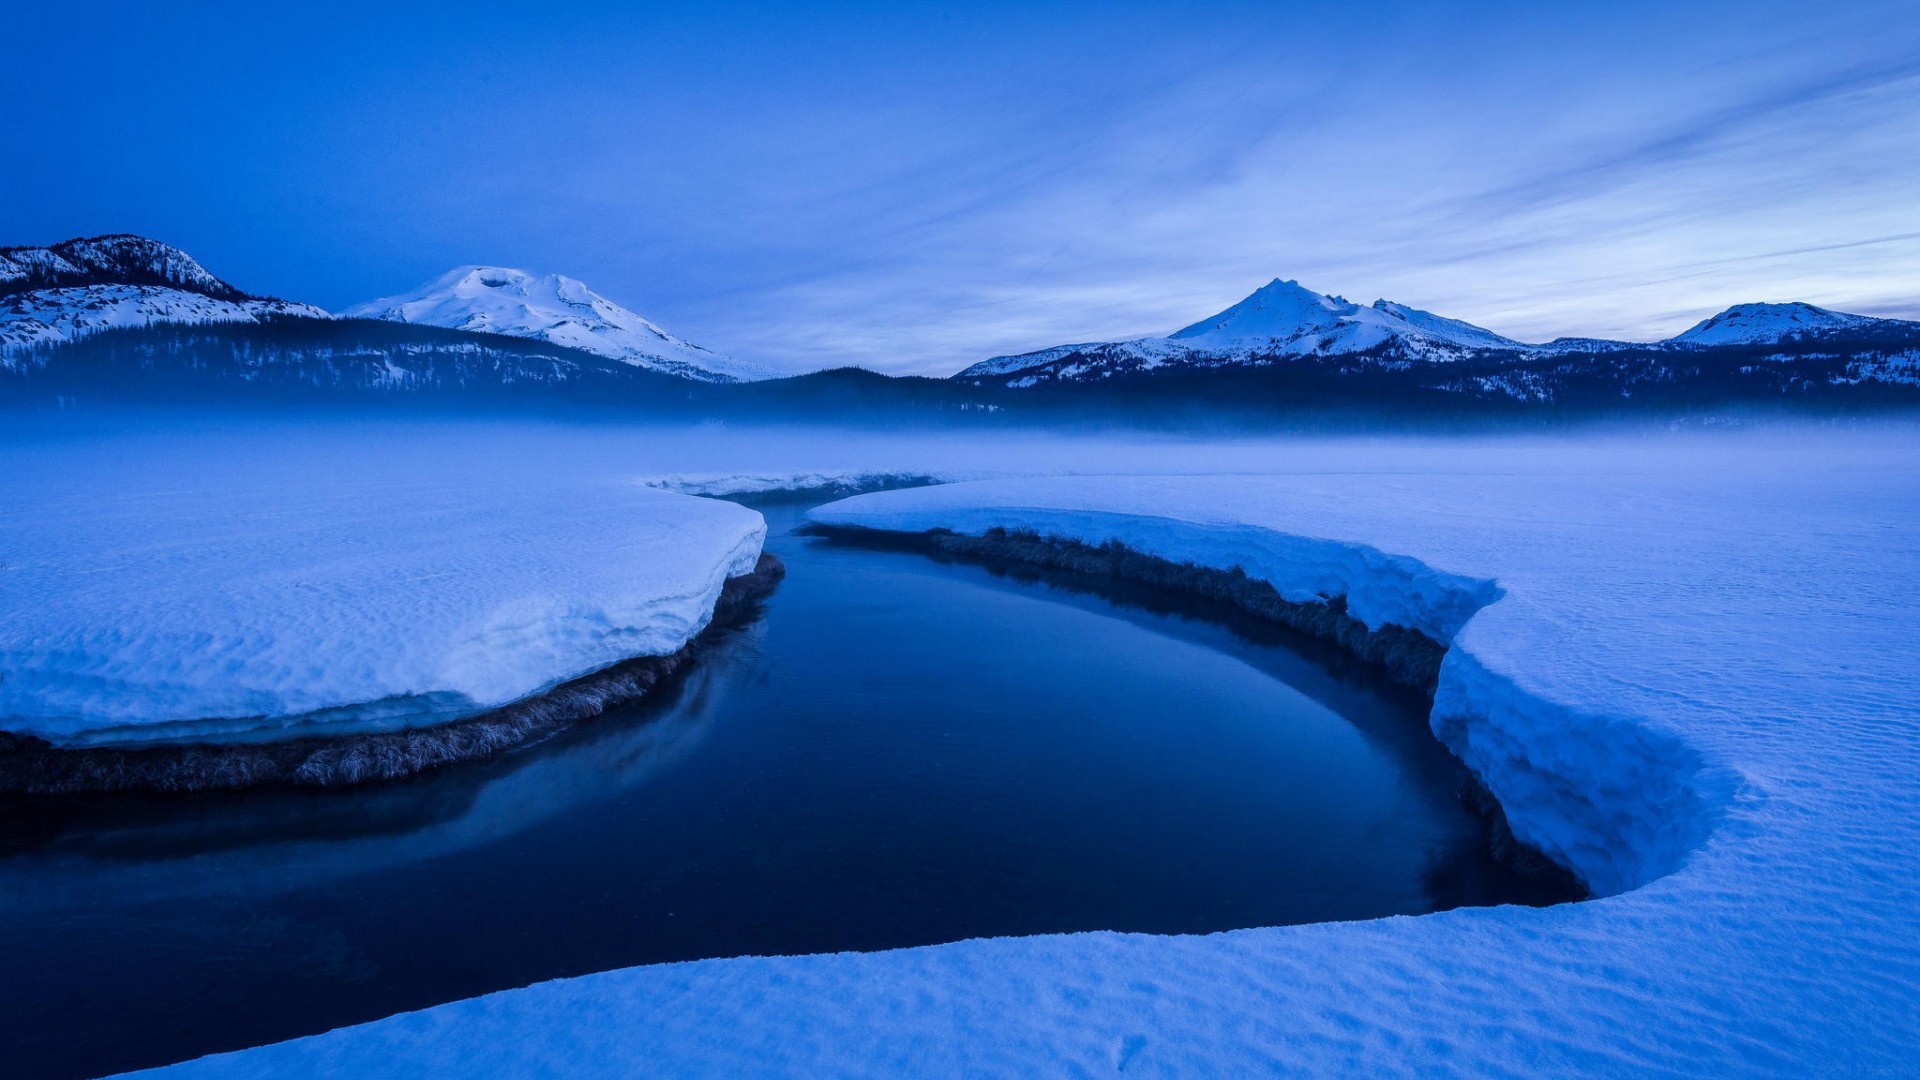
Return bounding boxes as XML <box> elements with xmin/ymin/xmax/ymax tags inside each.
<box><xmin>1672</xmin><ymin>301</ymin><xmax>1900</xmax><ymax>345</ymax></box>
<box><xmin>958</xmin><ymin>285</ymin><xmax>1920</xmax><ymax>385</ymax></box>
<box><xmin>0</xmin><ymin>235</ymin><xmax>331</xmax><ymax>360</ymax></box>
<box><xmin>127</xmin><ymin>426</ymin><xmax>1920</xmax><ymax>1076</ymax></box>
<box><xmin>1369</xmin><ymin>299</ymin><xmax>1530</xmax><ymax>351</ymax></box>
<box><xmin>1169</xmin><ymin>278</ymin><xmax>1525</xmax><ymax>355</ymax></box>
<box><xmin>967</xmin><ymin>276</ymin><xmax>1520</xmax><ymax>378</ymax></box>
<box><xmin>0</xmin><ymin>235</ymin><xmax>238</xmax><ymax>298</ymax></box>
<box><xmin>343</xmin><ymin>266</ymin><xmax>772</xmax><ymax>383</ymax></box>
<box><xmin>958</xmin><ymin>280</ymin><xmax>1524</xmax><ymax>379</ymax></box>
<box><xmin>641</xmin><ymin>468</ymin><xmax>962</xmax><ymax>499</ymax></box>
<box><xmin>1535</xmin><ymin>335</ymin><xmax>1647</xmax><ymax>353</ymax></box>
<box><xmin>0</xmin><ymin>445</ymin><xmax>766</xmax><ymax>746</ymax></box>
<box><xmin>0</xmin><ymin>284</ymin><xmax>329</xmax><ymax>360</ymax></box>
<box><xmin>1838</xmin><ymin>348</ymin><xmax>1920</xmax><ymax>386</ymax></box>
<box><xmin>959</xmin><ymin>336</ymin><xmax>1187</xmax><ymax>378</ymax></box>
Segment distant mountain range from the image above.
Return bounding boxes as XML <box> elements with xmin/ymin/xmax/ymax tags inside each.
<box><xmin>1</xmin><ymin>235</ymin><xmax>761</xmax><ymax>385</ymax></box>
<box><xmin>957</xmin><ymin>278</ymin><xmax>1920</xmax><ymax>390</ymax></box>
<box><xmin>3</xmin><ymin>236</ymin><xmax>1916</xmax><ymax>419</ymax></box>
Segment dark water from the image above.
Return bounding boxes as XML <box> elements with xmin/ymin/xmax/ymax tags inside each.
<box><xmin>0</xmin><ymin>503</ymin><xmax>1568</xmax><ymax>1079</ymax></box>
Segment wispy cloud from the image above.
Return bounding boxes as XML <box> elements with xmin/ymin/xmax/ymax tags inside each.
<box><xmin>5</xmin><ymin>1</ymin><xmax>1917</xmax><ymax>372</ymax></box>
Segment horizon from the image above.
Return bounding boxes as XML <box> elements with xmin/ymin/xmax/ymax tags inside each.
<box><xmin>7</xmin><ymin>8</ymin><xmax>1920</xmax><ymax>1075</ymax></box>
<box><xmin>5</xmin><ymin>1</ymin><xmax>1918</xmax><ymax>375</ymax></box>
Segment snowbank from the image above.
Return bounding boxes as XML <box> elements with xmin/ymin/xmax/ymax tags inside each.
<box><xmin>640</xmin><ymin>468</ymin><xmax>956</xmax><ymax>501</ymax></box>
<box><xmin>133</xmin><ymin>441</ymin><xmax>1920</xmax><ymax>1076</ymax></box>
<box><xmin>0</xmin><ymin>474</ymin><xmax>765</xmax><ymax>747</ymax></box>
<box><xmin>806</xmin><ymin>481</ymin><xmax>1718</xmax><ymax>897</ymax></box>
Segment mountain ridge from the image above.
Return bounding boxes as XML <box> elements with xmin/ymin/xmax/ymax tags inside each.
<box><xmin>1670</xmin><ymin>301</ymin><xmax>1888</xmax><ymax>346</ymax></box>
<box><xmin>957</xmin><ymin>278</ymin><xmax>1919</xmax><ymax>386</ymax></box>
<box><xmin>4</xmin><ymin>235</ymin><xmax>1916</xmax><ymax>414</ymax></box>
<box><xmin>0</xmin><ymin>235</ymin><xmax>329</xmax><ymax>354</ymax></box>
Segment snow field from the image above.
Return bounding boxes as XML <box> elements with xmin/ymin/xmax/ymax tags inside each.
<box><xmin>0</xmin><ymin>465</ymin><xmax>766</xmax><ymax>746</ymax></box>
<box><xmin>128</xmin><ymin>437</ymin><xmax>1920</xmax><ymax>1077</ymax></box>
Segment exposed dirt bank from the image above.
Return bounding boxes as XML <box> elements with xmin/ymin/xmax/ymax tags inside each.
<box><xmin>808</xmin><ymin>524</ymin><xmax>1449</xmax><ymax>690</ymax></box>
<box><xmin>804</xmin><ymin>524</ymin><xmax>1583</xmax><ymax>896</ymax></box>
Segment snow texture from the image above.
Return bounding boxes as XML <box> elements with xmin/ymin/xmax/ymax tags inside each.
<box><xmin>343</xmin><ymin>266</ymin><xmax>771</xmax><ymax>383</ymax></box>
<box><xmin>133</xmin><ymin>435</ymin><xmax>1920</xmax><ymax>1077</ymax></box>
<box><xmin>0</xmin><ymin>235</ymin><xmax>329</xmax><ymax>360</ymax></box>
<box><xmin>0</xmin><ymin>470</ymin><xmax>765</xmax><ymax>747</ymax></box>
<box><xmin>962</xmin><ymin>278</ymin><xmax>1525</xmax><ymax>378</ymax></box>
<box><xmin>0</xmin><ymin>235</ymin><xmax>242</xmax><ymax>298</ymax></box>
<box><xmin>1168</xmin><ymin>279</ymin><xmax>1526</xmax><ymax>355</ymax></box>
<box><xmin>0</xmin><ymin>284</ymin><xmax>329</xmax><ymax>360</ymax></box>
<box><xmin>640</xmin><ymin>468</ymin><xmax>964</xmax><ymax>499</ymax></box>
<box><xmin>1671</xmin><ymin>301</ymin><xmax>1898</xmax><ymax>345</ymax></box>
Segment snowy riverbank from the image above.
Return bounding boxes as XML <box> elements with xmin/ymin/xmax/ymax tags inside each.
<box><xmin>0</xmin><ymin>553</ymin><xmax>782</xmax><ymax>793</ymax></box>
<box><xmin>0</xmin><ymin>439</ymin><xmax>768</xmax><ymax>759</ymax></box>
<box><xmin>127</xmin><ymin>431</ymin><xmax>1920</xmax><ymax>1076</ymax></box>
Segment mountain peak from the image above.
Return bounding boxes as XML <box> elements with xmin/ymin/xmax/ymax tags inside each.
<box><xmin>957</xmin><ymin>276</ymin><xmax>1529</xmax><ymax>382</ymax></box>
<box><xmin>452</xmin><ymin>265</ymin><xmax>534</xmax><ymax>287</ymax></box>
<box><xmin>1670</xmin><ymin>301</ymin><xmax>1888</xmax><ymax>345</ymax></box>
<box><xmin>343</xmin><ymin>266</ymin><xmax>771</xmax><ymax>383</ymax></box>
<box><xmin>1169</xmin><ymin>278</ymin><xmax>1353</xmax><ymax>343</ymax></box>
<box><xmin>0</xmin><ymin>234</ymin><xmax>249</xmax><ymax>301</ymax></box>
<box><xmin>1166</xmin><ymin>277</ymin><xmax>1519</xmax><ymax>354</ymax></box>
<box><xmin>0</xmin><ymin>235</ymin><xmax>329</xmax><ymax>355</ymax></box>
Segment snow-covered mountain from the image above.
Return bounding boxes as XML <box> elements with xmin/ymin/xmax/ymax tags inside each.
<box><xmin>1669</xmin><ymin>302</ymin><xmax>1896</xmax><ymax>346</ymax></box>
<box><xmin>1</xmin><ymin>234</ymin><xmax>247</xmax><ymax>299</ymax></box>
<box><xmin>3</xmin><ymin>239</ymin><xmax>764</xmax><ymax>394</ymax></box>
<box><xmin>0</xmin><ymin>235</ymin><xmax>329</xmax><ymax>355</ymax></box>
<box><xmin>343</xmin><ymin>267</ymin><xmax>769</xmax><ymax>383</ymax></box>
<box><xmin>957</xmin><ymin>278</ymin><xmax>1920</xmax><ymax>388</ymax></box>
<box><xmin>959</xmin><ymin>279</ymin><xmax>1530</xmax><ymax>384</ymax></box>
<box><xmin>1168</xmin><ymin>278</ymin><xmax>1527</xmax><ymax>355</ymax></box>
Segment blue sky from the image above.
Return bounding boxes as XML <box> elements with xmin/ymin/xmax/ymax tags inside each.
<box><xmin>5</xmin><ymin>1</ymin><xmax>1918</xmax><ymax>373</ymax></box>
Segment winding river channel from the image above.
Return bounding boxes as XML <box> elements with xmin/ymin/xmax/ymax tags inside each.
<box><xmin>0</xmin><ymin>500</ymin><xmax>1570</xmax><ymax>1079</ymax></box>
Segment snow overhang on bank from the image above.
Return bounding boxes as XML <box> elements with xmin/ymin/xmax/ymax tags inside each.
<box><xmin>639</xmin><ymin>469</ymin><xmax>958</xmax><ymax>502</ymax></box>
<box><xmin>0</xmin><ymin>484</ymin><xmax>766</xmax><ymax>747</ymax></box>
<box><xmin>806</xmin><ymin>480</ymin><xmax>1722</xmax><ymax>897</ymax></box>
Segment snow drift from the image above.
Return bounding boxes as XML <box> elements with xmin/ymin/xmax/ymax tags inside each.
<box><xmin>0</xmin><ymin>470</ymin><xmax>767</xmax><ymax>748</ymax></box>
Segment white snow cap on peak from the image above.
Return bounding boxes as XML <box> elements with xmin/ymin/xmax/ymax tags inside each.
<box><xmin>1169</xmin><ymin>277</ymin><xmax>1525</xmax><ymax>354</ymax></box>
<box><xmin>1669</xmin><ymin>301</ymin><xmax>1894</xmax><ymax>346</ymax></box>
<box><xmin>343</xmin><ymin>265</ymin><xmax>772</xmax><ymax>383</ymax></box>
<box><xmin>1170</xmin><ymin>279</ymin><xmax>1347</xmax><ymax>341</ymax></box>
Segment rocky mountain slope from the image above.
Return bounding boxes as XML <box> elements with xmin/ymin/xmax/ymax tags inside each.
<box><xmin>0</xmin><ymin>235</ymin><xmax>330</xmax><ymax>355</ymax></box>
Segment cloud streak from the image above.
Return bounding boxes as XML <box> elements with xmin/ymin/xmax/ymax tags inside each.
<box><xmin>3</xmin><ymin>0</ymin><xmax>1917</xmax><ymax>372</ymax></box>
